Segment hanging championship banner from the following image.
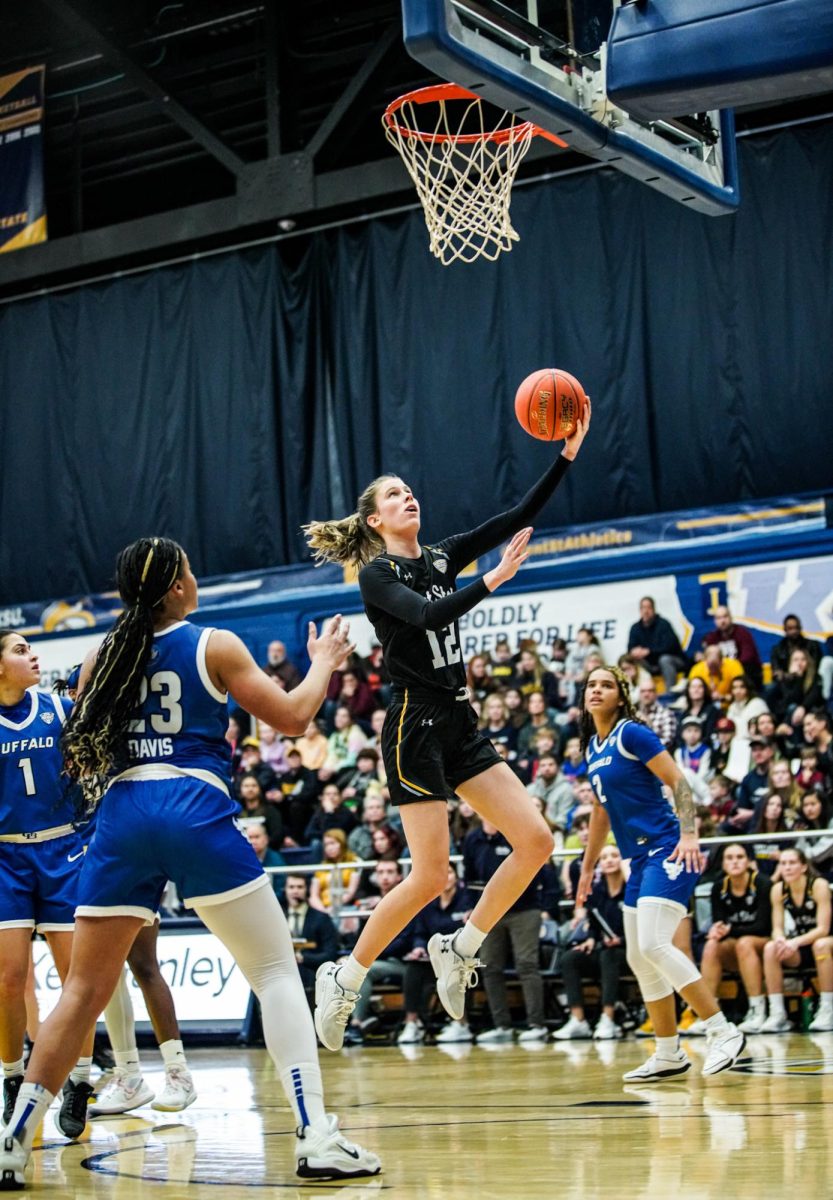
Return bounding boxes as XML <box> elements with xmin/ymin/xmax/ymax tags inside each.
<box><xmin>0</xmin><ymin>65</ymin><xmax>47</xmax><ymax>254</ymax></box>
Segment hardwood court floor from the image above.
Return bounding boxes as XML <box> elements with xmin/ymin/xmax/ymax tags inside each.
<box><xmin>26</xmin><ymin>1033</ymin><xmax>833</xmax><ymax>1198</ymax></box>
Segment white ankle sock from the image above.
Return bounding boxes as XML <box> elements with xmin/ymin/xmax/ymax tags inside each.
<box><xmin>769</xmin><ymin>994</ymin><xmax>786</xmax><ymax>1018</ymax></box>
<box><xmin>336</xmin><ymin>955</ymin><xmax>368</xmax><ymax>994</ymax></box>
<box><xmin>749</xmin><ymin>995</ymin><xmax>766</xmax><ymax>1014</ymax></box>
<box><xmin>159</xmin><ymin>1039</ymin><xmax>188</xmax><ymax>1069</ymax></box>
<box><xmin>2</xmin><ymin>1059</ymin><xmax>24</xmax><ymax>1079</ymax></box>
<box><xmin>114</xmin><ymin>1050</ymin><xmax>141</xmax><ymax>1075</ymax></box>
<box><xmin>701</xmin><ymin>1011</ymin><xmax>728</xmax><ymax>1032</ymax></box>
<box><xmin>817</xmin><ymin>992</ymin><xmax>833</xmax><ymax>1012</ymax></box>
<box><xmin>69</xmin><ymin>1057</ymin><xmax>92</xmax><ymax>1085</ymax></box>
<box><xmin>453</xmin><ymin>922</ymin><xmax>486</xmax><ymax>959</ymax></box>
<box><xmin>655</xmin><ymin>1035</ymin><xmax>680</xmax><ymax>1058</ymax></box>
<box><xmin>8</xmin><ymin>1083</ymin><xmax>54</xmax><ymax>1152</ymax></box>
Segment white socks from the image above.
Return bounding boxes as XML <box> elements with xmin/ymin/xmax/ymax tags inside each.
<box><xmin>453</xmin><ymin>922</ymin><xmax>487</xmax><ymax>960</ymax></box>
<box><xmin>700</xmin><ymin>1011</ymin><xmax>728</xmax><ymax>1032</ymax></box>
<box><xmin>749</xmin><ymin>995</ymin><xmax>766</xmax><ymax>1015</ymax></box>
<box><xmin>159</xmin><ymin>1039</ymin><xmax>188</xmax><ymax>1070</ymax></box>
<box><xmin>69</xmin><ymin>1056</ymin><xmax>92</xmax><ymax>1085</ymax></box>
<box><xmin>114</xmin><ymin>1050</ymin><xmax>142</xmax><ymax>1076</ymax></box>
<box><xmin>1</xmin><ymin>1059</ymin><xmax>24</xmax><ymax>1080</ymax></box>
<box><xmin>817</xmin><ymin>991</ymin><xmax>833</xmax><ymax>1014</ymax></box>
<box><xmin>336</xmin><ymin>955</ymin><xmax>369</xmax><ymax>994</ymax></box>
<box><xmin>655</xmin><ymin>1035</ymin><xmax>681</xmax><ymax>1059</ymax></box>
<box><xmin>769</xmin><ymin>994</ymin><xmax>786</xmax><ymax>1018</ymax></box>
<box><xmin>6</xmin><ymin>1083</ymin><xmax>53</xmax><ymax>1152</ymax></box>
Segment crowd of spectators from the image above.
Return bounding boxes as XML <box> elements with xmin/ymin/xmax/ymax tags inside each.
<box><xmin>224</xmin><ymin>601</ymin><xmax>833</xmax><ymax>1044</ymax></box>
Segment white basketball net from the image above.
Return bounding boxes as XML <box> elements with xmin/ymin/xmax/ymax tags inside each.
<box><xmin>383</xmin><ymin>86</ymin><xmax>536</xmax><ymax>265</ymax></box>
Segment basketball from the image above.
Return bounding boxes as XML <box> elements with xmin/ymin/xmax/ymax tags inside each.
<box><xmin>514</xmin><ymin>369</ymin><xmax>587</xmax><ymax>441</ymax></box>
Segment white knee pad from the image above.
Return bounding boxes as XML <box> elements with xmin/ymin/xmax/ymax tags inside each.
<box><xmin>624</xmin><ymin>906</ymin><xmax>672</xmax><ymax>1003</ymax></box>
<box><xmin>636</xmin><ymin>899</ymin><xmax>701</xmax><ymax>995</ymax></box>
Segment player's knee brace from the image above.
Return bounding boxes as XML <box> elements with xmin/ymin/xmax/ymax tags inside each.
<box><xmin>636</xmin><ymin>900</ymin><xmax>700</xmax><ymax>995</ymax></box>
<box><xmin>623</xmin><ymin>906</ymin><xmax>671</xmax><ymax>1002</ymax></box>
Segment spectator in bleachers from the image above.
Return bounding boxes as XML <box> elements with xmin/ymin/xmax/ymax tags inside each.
<box><xmin>751</xmin><ymin>794</ymin><xmax>793</xmax><ymax>877</ymax></box>
<box><xmin>490</xmin><ymin>739</ymin><xmax>526</xmax><ymax>781</ymax></box>
<box><xmin>561</xmin><ymin>811</ymin><xmax>614</xmax><ymax>899</ymax></box>
<box><xmin>527</xmin><ymin>753</ymin><xmax>574</xmax><ymax>836</ymax></box>
<box><xmin>319</xmin><ymin>704</ymin><xmax>369</xmax><ymax>781</ymax></box>
<box><xmin>801</xmin><ymin>710</ymin><xmax>833</xmax><ymax>788</ymax></box>
<box><xmin>626</xmin><ymin>596</ymin><xmax>688</xmax><ymax>692</ymax></box>
<box><xmin>283</xmin><ymin>873</ymin><xmax>339</xmax><ymax>990</ymax></box>
<box><xmin>489</xmin><ymin>637</ymin><xmax>516</xmax><ymax>687</ymax></box>
<box><xmin>546</xmin><ymin>637</ymin><xmax>569</xmax><ymax>682</ymax></box>
<box><xmin>309</xmin><ymin>829</ymin><xmax>362</xmax><ymax>915</ymax></box>
<box><xmin>343</xmin><ymin>859</ymin><xmax>414</xmax><ymax>1045</ymax></box>
<box><xmin>464</xmin><ymin>817</ymin><xmax>558</xmax><ymax>1044</ymax></box>
<box><xmin>695</xmin><ymin>843</ymin><xmax>772</xmax><ymax>1035</ymax></box>
<box><xmin>637</xmin><ymin>680</ymin><xmax>678</xmax><ymax>749</ymax></box>
<box><xmin>264</xmin><ymin>638</ymin><xmax>302</xmax><ymax>691</ymax></box>
<box><xmin>502</xmin><ymin>686</ymin><xmax>527</xmax><ymax>733</ymax></box>
<box><xmin>238</xmin><ymin>773</ymin><xmax>284</xmax><ymax>849</ymax></box>
<box><xmin>671</xmin><ymin>676</ymin><xmax>722</xmax><ymax>746</ymax></box>
<box><xmin>338</xmin><ymin>668</ymin><xmax>377</xmax><ymax>729</ymax></box>
<box><xmin>365</xmin><ymin>706</ymin><xmax>388</xmax><ymax>756</ymax></box>
<box><xmin>304</xmin><ymin>782</ymin><xmax>357</xmax><ymax>851</ymax></box>
<box><xmin>234</xmin><ymin>737</ymin><xmax>279</xmax><ymax>799</ymax></box>
<box><xmin>516</xmin><ymin>690</ymin><xmax>560</xmax><ymax>771</ymax></box>
<box><xmin>797</xmin><ymin>745</ymin><xmax>827</xmax><ymax>797</ymax></box>
<box><xmin>369</xmin><ymin>824</ymin><xmax>405</xmax><ymax>865</ymax></box>
<box><xmin>820</xmin><ymin>636</ymin><xmax>833</xmax><ymax>704</ymax></box>
<box><xmin>449</xmin><ymin>798</ymin><xmax>481</xmax><ymax>854</ymax></box>
<box><xmin>768</xmin><ymin>759</ymin><xmax>803</xmax><ymax>818</ymax></box>
<box><xmin>617</xmin><ymin>653</ymin><xmax>653</xmax><ymax>705</ymax></box>
<box><xmin>769</xmin><ymin>648</ymin><xmax>824</xmax><ymax>732</ymax></box>
<box><xmin>563</xmin><ymin>628</ymin><xmax>602</xmax><ymax>705</ymax></box>
<box><xmin>725</xmin><ymin>675</ymin><xmax>770</xmax><ymax>780</ymax></box>
<box><xmin>760</xmin><ymin>847</ymin><xmax>833</xmax><ymax>1033</ymax></box>
<box><xmin>257</xmin><ymin>721</ymin><xmax>290</xmax><ymax>774</ymax></box>
<box><xmin>294</xmin><ymin>719</ymin><xmax>329</xmax><ymax>772</ymax></box>
<box><xmin>348</xmin><ymin>793</ymin><xmax>389</xmax><ymax>861</ymax></box>
<box><xmin>397</xmin><ymin>864</ymin><xmax>471</xmax><ymax>1045</ymax></box>
<box><xmin>512</xmin><ymin>645</ymin><xmax>561</xmax><ymax>709</ymax></box>
<box><xmin>553</xmin><ymin>845</ymin><xmax>627</xmax><ymax>1041</ymax></box>
<box><xmin>702</xmin><ymin>606</ymin><xmax>763</xmax><ymax>691</ymax></box>
<box><xmin>688</xmin><ymin>645</ymin><xmax>744</xmax><ymax>706</ymax></box>
<box><xmin>478</xmin><ymin>693</ymin><xmax>518</xmax><ymax>758</ymax></box>
<box><xmin>675</xmin><ymin>716</ymin><xmax>712</xmax><ymax>782</ymax></box>
<box><xmin>794</xmin><ymin>792</ymin><xmax>833</xmax><ymax>881</ymax></box>
<box><xmin>707</xmin><ymin>774</ymin><xmax>736</xmax><ymax>823</ymax></box>
<box><xmin>560</xmin><ymin>736</ymin><xmax>585</xmax><ymax>782</ymax></box>
<box><xmin>711</xmin><ymin>716</ymin><xmax>736</xmax><ymax>777</ymax></box>
<box><xmin>770</xmin><ymin>615</ymin><xmax>822</xmax><ymax>683</ymax></box>
<box><xmin>466</xmin><ymin>653</ymin><xmax>496</xmax><ymax>702</ymax></box>
<box><xmin>275</xmin><ymin>747</ymin><xmax>319</xmax><ymax>844</ymax></box>
<box><xmin>225</xmin><ymin>712</ymin><xmax>244</xmax><ymax>776</ymax></box>
<box><xmin>721</xmin><ymin>735</ymin><xmax>776</xmax><ymax>833</ymax></box>
<box><xmin>361</xmin><ymin>640</ymin><xmax>390</xmax><ymax>706</ymax></box>
<box><xmin>339</xmin><ymin>748</ymin><xmax>385</xmax><ymax>812</ymax></box>
<box><xmin>246</xmin><ymin>823</ymin><xmax>287</xmax><ymax>899</ymax></box>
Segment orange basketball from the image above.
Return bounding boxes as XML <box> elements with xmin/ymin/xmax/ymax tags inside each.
<box><xmin>514</xmin><ymin>368</ymin><xmax>587</xmax><ymax>441</ymax></box>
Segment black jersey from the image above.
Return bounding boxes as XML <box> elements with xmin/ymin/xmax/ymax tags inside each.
<box><xmin>358</xmin><ymin>455</ymin><xmax>572</xmax><ymax>698</ymax></box>
<box><xmin>783</xmin><ymin>876</ymin><xmax>819</xmax><ymax>936</ymax></box>
<box><xmin>710</xmin><ymin>870</ymin><xmax>772</xmax><ymax>938</ymax></box>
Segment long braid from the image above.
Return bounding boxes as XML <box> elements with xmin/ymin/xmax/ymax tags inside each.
<box><xmin>61</xmin><ymin>537</ymin><xmax>183</xmax><ymax>808</ymax></box>
<box><xmin>579</xmin><ymin>664</ymin><xmax>643</xmax><ymax>755</ymax></box>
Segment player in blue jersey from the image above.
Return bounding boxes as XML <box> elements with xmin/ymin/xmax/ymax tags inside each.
<box><xmin>0</xmin><ymin>538</ymin><xmax>380</xmax><ymax>1189</ymax></box>
<box><xmin>576</xmin><ymin>665</ymin><xmax>746</xmax><ymax>1081</ymax></box>
<box><xmin>0</xmin><ymin>632</ymin><xmax>120</xmax><ymax>1142</ymax></box>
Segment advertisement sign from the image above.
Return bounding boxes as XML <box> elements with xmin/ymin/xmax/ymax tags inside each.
<box><xmin>0</xmin><ymin>65</ymin><xmax>46</xmax><ymax>253</ymax></box>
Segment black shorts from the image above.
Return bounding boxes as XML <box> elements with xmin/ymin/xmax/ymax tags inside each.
<box><xmin>382</xmin><ymin>690</ymin><xmax>502</xmax><ymax>806</ymax></box>
<box><xmin>797</xmin><ymin>944</ymin><xmax>817</xmax><ymax>973</ymax></box>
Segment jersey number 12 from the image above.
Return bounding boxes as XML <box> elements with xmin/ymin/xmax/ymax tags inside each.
<box><xmin>426</xmin><ymin>626</ymin><xmax>461</xmax><ymax>670</ymax></box>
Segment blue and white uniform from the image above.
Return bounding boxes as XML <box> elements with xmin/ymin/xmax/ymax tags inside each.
<box><xmin>76</xmin><ymin>621</ymin><xmax>267</xmax><ymax>923</ymax></box>
<box><xmin>0</xmin><ymin>688</ymin><xmax>85</xmax><ymax>931</ymax></box>
<box><xmin>586</xmin><ymin>717</ymin><xmax>699</xmax><ymax>910</ymax></box>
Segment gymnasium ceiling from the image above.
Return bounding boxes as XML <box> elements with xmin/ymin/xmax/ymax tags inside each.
<box><xmin>1</xmin><ymin>0</ymin><xmax>831</xmax><ymax>298</ymax></box>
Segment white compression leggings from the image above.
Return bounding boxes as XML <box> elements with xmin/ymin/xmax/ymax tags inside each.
<box><xmin>193</xmin><ymin>881</ymin><xmax>325</xmax><ymax>1128</ymax></box>
<box><xmin>101</xmin><ymin>969</ymin><xmax>136</xmax><ymax>1054</ymax></box>
<box><xmin>624</xmin><ymin>901</ymin><xmax>701</xmax><ymax>1003</ymax></box>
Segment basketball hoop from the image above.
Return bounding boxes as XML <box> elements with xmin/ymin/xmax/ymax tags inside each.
<box><xmin>382</xmin><ymin>83</ymin><xmax>566</xmax><ymax>265</ymax></box>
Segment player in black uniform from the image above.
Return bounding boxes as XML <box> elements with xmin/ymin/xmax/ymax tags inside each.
<box><xmin>304</xmin><ymin>404</ymin><xmax>591</xmax><ymax>1049</ymax></box>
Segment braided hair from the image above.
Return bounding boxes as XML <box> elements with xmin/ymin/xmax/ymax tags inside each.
<box><xmin>579</xmin><ymin>664</ymin><xmax>643</xmax><ymax>755</ymax></box>
<box><xmin>61</xmin><ymin>537</ymin><xmax>184</xmax><ymax>806</ymax></box>
<box><xmin>302</xmin><ymin>476</ymin><xmax>395</xmax><ymax>569</ymax></box>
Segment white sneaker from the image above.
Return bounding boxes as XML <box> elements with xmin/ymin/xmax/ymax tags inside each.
<box><xmin>593</xmin><ymin>1014</ymin><xmax>622</xmax><ymax>1041</ymax></box>
<box><xmin>295</xmin><ymin>1113</ymin><xmax>382</xmax><ymax>1180</ymax></box>
<box><xmin>435</xmin><ymin>1022</ymin><xmax>473</xmax><ymax>1044</ymax></box>
<box><xmin>427</xmin><ymin>933</ymin><xmax>481</xmax><ymax>1021</ymax></box>
<box><xmin>702</xmin><ymin>1022</ymin><xmax>746</xmax><ymax>1075</ymax></box>
<box><xmin>396</xmin><ymin>1021</ymin><xmax>424</xmax><ymax>1045</ymax></box>
<box><xmin>476</xmin><ymin>1027</ymin><xmax>514</xmax><ymax>1044</ymax></box>
<box><xmin>683</xmin><ymin>1019</ymin><xmax>710</xmax><ymax>1037</ymax></box>
<box><xmin>552</xmin><ymin>1016</ymin><xmax>592</xmax><ymax>1041</ymax></box>
<box><xmin>0</xmin><ymin>1132</ymin><xmax>28</xmax><ymax>1190</ymax></box>
<box><xmin>622</xmin><ymin>1051</ymin><xmax>691</xmax><ymax>1082</ymax></box>
<box><xmin>809</xmin><ymin>1009</ymin><xmax>833</xmax><ymax>1033</ymax></box>
<box><xmin>151</xmin><ymin>1066</ymin><xmax>197</xmax><ymax>1112</ymax></box>
<box><xmin>88</xmin><ymin>1070</ymin><xmax>155</xmax><ymax>1116</ymax></box>
<box><xmin>314</xmin><ymin>963</ymin><xmax>360</xmax><ymax>1052</ymax></box>
<box><xmin>738</xmin><ymin>1009</ymin><xmax>767</xmax><ymax>1034</ymax></box>
<box><xmin>517</xmin><ymin>1025</ymin><xmax>549</xmax><ymax>1043</ymax></box>
<box><xmin>760</xmin><ymin>1014</ymin><xmax>792</xmax><ymax>1034</ymax></box>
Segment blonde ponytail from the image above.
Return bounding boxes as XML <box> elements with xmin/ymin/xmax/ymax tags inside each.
<box><xmin>303</xmin><ymin>475</ymin><xmax>394</xmax><ymax>568</ymax></box>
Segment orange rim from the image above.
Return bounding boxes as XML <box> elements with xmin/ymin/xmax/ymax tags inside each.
<box><xmin>383</xmin><ymin>82</ymin><xmax>561</xmax><ymax>146</ymax></box>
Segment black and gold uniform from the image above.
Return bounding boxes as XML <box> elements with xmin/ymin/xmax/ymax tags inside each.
<box><xmin>710</xmin><ymin>868</ymin><xmax>772</xmax><ymax>938</ymax></box>
<box><xmin>359</xmin><ymin>454</ymin><xmax>571</xmax><ymax>804</ymax></box>
<box><xmin>783</xmin><ymin>875</ymin><xmax>823</xmax><ymax>971</ymax></box>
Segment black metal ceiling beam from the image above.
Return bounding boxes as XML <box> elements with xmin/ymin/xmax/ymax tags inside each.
<box><xmin>305</xmin><ymin>24</ymin><xmax>398</xmax><ymax>159</ymax></box>
<box><xmin>38</xmin><ymin>0</ymin><xmax>247</xmax><ymax>178</ymax></box>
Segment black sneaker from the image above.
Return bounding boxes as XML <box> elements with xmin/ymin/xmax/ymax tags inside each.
<box><xmin>57</xmin><ymin>1079</ymin><xmax>94</xmax><ymax>1140</ymax></box>
<box><xmin>2</xmin><ymin>1076</ymin><xmax>22</xmax><ymax>1126</ymax></box>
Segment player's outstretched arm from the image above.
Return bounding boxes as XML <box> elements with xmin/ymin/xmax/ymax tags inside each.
<box><xmin>647</xmin><ymin>750</ymin><xmax>700</xmax><ymax>872</ymax></box>
<box><xmin>207</xmin><ymin>618</ymin><xmax>354</xmax><ymax>737</ymax></box>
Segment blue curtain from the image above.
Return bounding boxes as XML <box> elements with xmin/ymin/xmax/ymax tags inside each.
<box><xmin>0</xmin><ymin>122</ymin><xmax>831</xmax><ymax>603</ymax></box>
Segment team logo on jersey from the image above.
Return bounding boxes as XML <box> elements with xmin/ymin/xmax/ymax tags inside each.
<box><xmin>149</xmin><ymin>647</ymin><xmax>159</xmax><ymax>661</ymax></box>
<box><xmin>41</xmin><ymin>712</ymin><xmax>54</xmax><ymax>725</ymax></box>
<box><xmin>663</xmin><ymin>859</ymin><xmax>685</xmax><ymax>881</ymax></box>
<box><xmin>433</xmin><ymin>558</ymin><xmax>447</xmax><ymax>573</ymax></box>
